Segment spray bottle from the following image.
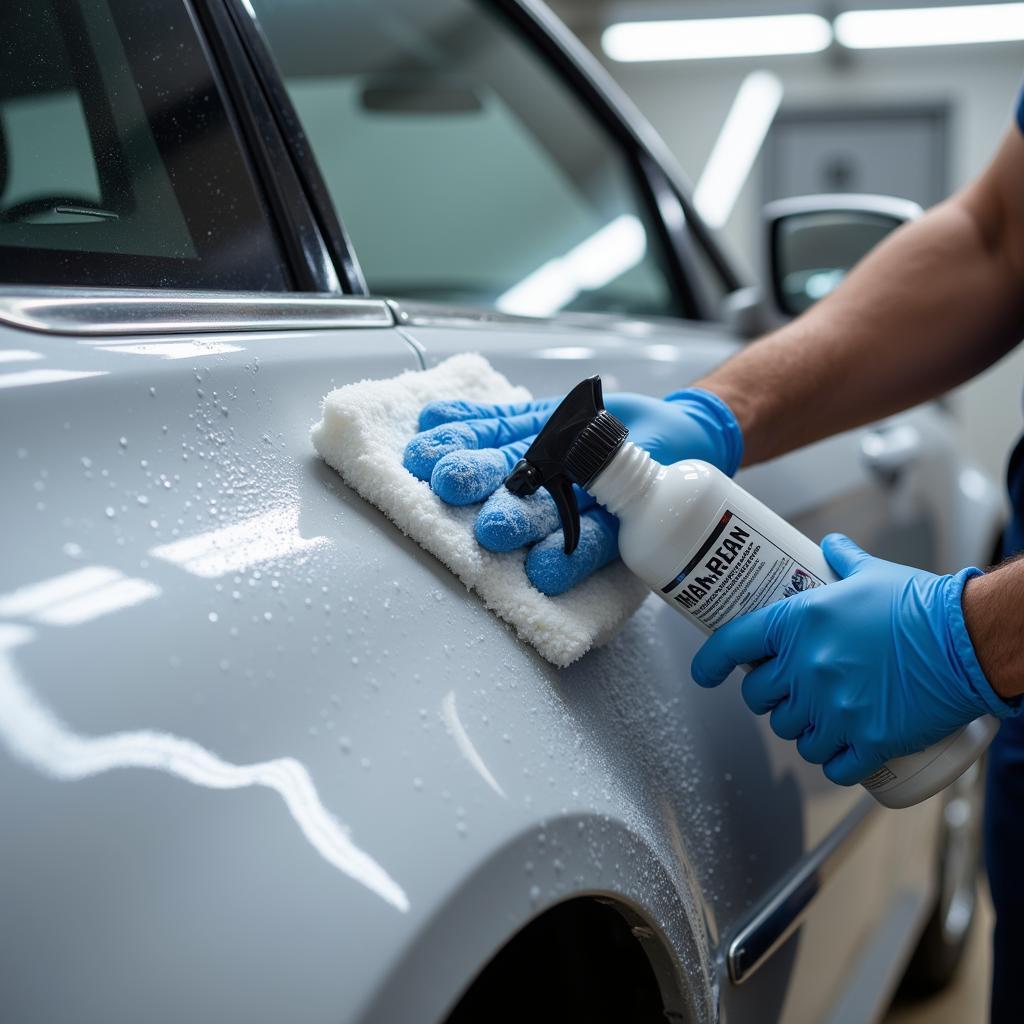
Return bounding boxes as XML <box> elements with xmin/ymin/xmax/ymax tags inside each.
<box><xmin>505</xmin><ymin>376</ymin><xmax>997</xmax><ymax>809</ymax></box>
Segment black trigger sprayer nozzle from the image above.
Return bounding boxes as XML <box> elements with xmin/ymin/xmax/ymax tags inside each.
<box><xmin>504</xmin><ymin>376</ymin><xmax>629</xmax><ymax>556</ymax></box>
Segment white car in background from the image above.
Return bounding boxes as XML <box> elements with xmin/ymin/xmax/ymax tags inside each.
<box><xmin>0</xmin><ymin>0</ymin><xmax>1001</xmax><ymax>1021</ymax></box>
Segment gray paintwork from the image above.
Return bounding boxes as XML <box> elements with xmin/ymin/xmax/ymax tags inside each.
<box><xmin>0</xmin><ymin>303</ymin><xmax>1002</xmax><ymax>1024</ymax></box>
<box><xmin>0</xmin><ymin>0</ymin><xmax>1007</xmax><ymax>1019</ymax></box>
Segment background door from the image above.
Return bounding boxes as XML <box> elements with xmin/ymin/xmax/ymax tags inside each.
<box><xmin>764</xmin><ymin>106</ymin><xmax>950</xmax><ymax>208</ymax></box>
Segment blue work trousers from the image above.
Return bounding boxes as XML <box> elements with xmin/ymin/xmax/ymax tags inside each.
<box><xmin>987</xmin><ymin>713</ymin><xmax>1024</xmax><ymax>1022</ymax></box>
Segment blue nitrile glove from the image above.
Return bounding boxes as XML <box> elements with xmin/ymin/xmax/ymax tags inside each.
<box><xmin>402</xmin><ymin>388</ymin><xmax>742</xmax><ymax>595</ymax></box>
<box><xmin>690</xmin><ymin>533</ymin><xmax>1017</xmax><ymax>786</ymax></box>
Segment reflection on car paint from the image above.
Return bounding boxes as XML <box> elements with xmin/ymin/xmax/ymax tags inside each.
<box><xmin>0</xmin><ymin>623</ymin><xmax>410</xmax><ymax>912</ymax></box>
<box><xmin>150</xmin><ymin>506</ymin><xmax>328</xmax><ymax>579</ymax></box>
<box><xmin>0</xmin><ymin>566</ymin><xmax>161</xmax><ymax>627</ymax></box>
<box><xmin>0</xmin><ymin>368</ymin><xmax>106</xmax><ymax>389</ymax></box>
<box><xmin>0</xmin><ymin>349</ymin><xmax>43</xmax><ymax>363</ymax></box>
<box><xmin>441</xmin><ymin>691</ymin><xmax>506</xmax><ymax>800</ymax></box>
<box><xmin>495</xmin><ymin>214</ymin><xmax>646</xmax><ymax>317</ymax></box>
<box><xmin>535</xmin><ymin>346</ymin><xmax>599</xmax><ymax>361</ymax></box>
<box><xmin>93</xmin><ymin>341</ymin><xmax>245</xmax><ymax>360</ymax></box>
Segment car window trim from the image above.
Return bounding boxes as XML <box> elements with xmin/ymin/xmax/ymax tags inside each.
<box><xmin>386</xmin><ymin>298</ymin><xmax>727</xmax><ymax>340</ymax></box>
<box><xmin>0</xmin><ymin>286</ymin><xmax>393</xmax><ymax>336</ymax></box>
<box><xmin>189</xmin><ymin>0</ymin><xmax>342</xmax><ymax>293</ymax></box>
<box><xmin>210</xmin><ymin>0</ymin><xmax>368</xmax><ymax>295</ymax></box>
<box><xmin>638</xmin><ymin>151</ymin><xmax>709</xmax><ymax>320</ymax></box>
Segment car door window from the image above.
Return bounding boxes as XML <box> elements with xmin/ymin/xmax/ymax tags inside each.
<box><xmin>249</xmin><ymin>0</ymin><xmax>679</xmax><ymax>319</ymax></box>
<box><xmin>0</xmin><ymin>0</ymin><xmax>288</xmax><ymax>290</ymax></box>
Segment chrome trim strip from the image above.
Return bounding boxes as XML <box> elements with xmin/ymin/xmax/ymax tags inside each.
<box><xmin>0</xmin><ymin>287</ymin><xmax>394</xmax><ymax>336</ymax></box>
<box><xmin>387</xmin><ymin>298</ymin><xmax>713</xmax><ymax>340</ymax></box>
<box><xmin>387</xmin><ymin>298</ymin><xmax>547</xmax><ymax>330</ymax></box>
<box><xmin>727</xmin><ymin>797</ymin><xmax>880</xmax><ymax>985</ymax></box>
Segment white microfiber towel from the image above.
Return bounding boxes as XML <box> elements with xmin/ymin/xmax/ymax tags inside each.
<box><xmin>311</xmin><ymin>353</ymin><xmax>648</xmax><ymax>667</ymax></box>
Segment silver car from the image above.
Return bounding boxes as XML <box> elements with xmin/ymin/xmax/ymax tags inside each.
<box><xmin>0</xmin><ymin>0</ymin><xmax>1002</xmax><ymax>1021</ymax></box>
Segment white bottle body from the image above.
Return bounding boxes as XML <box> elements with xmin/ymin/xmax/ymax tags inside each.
<box><xmin>588</xmin><ymin>444</ymin><xmax>997</xmax><ymax>809</ymax></box>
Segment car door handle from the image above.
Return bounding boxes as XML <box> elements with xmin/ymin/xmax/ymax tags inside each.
<box><xmin>861</xmin><ymin>423</ymin><xmax>921</xmax><ymax>483</ymax></box>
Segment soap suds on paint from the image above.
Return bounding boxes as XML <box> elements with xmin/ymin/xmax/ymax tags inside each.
<box><xmin>310</xmin><ymin>353</ymin><xmax>648</xmax><ymax>667</ymax></box>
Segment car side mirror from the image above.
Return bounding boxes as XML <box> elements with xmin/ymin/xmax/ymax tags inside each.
<box><xmin>764</xmin><ymin>194</ymin><xmax>923</xmax><ymax>319</ymax></box>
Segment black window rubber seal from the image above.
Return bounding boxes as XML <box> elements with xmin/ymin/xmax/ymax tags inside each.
<box><xmin>208</xmin><ymin>0</ymin><xmax>369</xmax><ymax>295</ymax></box>
<box><xmin>189</xmin><ymin>0</ymin><xmax>344</xmax><ymax>293</ymax></box>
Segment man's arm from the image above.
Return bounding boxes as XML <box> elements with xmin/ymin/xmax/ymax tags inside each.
<box><xmin>964</xmin><ymin>557</ymin><xmax>1024</xmax><ymax>700</ymax></box>
<box><xmin>696</xmin><ymin>128</ymin><xmax>1024</xmax><ymax>467</ymax></box>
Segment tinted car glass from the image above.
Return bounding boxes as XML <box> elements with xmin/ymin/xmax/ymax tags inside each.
<box><xmin>249</xmin><ymin>0</ymin><xmax>679</xmax><ymax>318</ymax></box>
<box><xmin>0</xmin><ymin>0</ymin><xmax>288</xmax><ymax>290</ymax></box>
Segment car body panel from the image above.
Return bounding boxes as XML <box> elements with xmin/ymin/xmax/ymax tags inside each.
<box><xmin>394</xmin><ymin>310</ymin><xmax>997</xmax><ymax>1018</ymax></box>
<box><xmin>0</xmin><ymin>293</ymin><xmax>1005</xmax><ymax>1022</ymax></box>
<box><xmin>0</xmin><ymin>0</ymin><xmax>1007</xmax><ymax>1018</ymax></box>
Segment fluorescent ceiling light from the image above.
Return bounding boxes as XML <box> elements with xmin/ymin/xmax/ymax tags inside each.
<box><xmin>835</xmin><ymin>4</ymin><xmax>1024</xmax><ymax>49</ymax></box>
<box><xmin>602</xmin><ymin>14</ymin><xmax>832</xmax><ymax>62</ymax></box>
<box><xmin>694</xmin><ymin>71</ymin><xmax>784</xmax><ymax>229</ymax></box>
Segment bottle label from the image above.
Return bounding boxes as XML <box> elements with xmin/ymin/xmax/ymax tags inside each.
<box><xmin>660</xmin><ymin>505</ymin><xmax>826</xmax><ymax>632</ymax></box>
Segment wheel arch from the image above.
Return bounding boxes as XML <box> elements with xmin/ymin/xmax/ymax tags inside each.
<box><xmin>357</xmin><ymin>812</ymin><xmax>716</xmax><ymax>1024</ymax></box>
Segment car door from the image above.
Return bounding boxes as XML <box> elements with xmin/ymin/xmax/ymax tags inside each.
<box><xmin>224</xmin><ymin>0</ymin><xmax>950</xmax><ymax>1019</ymax></box>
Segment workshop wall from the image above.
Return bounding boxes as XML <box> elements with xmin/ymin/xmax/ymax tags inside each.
<box><xmin>551</xmin><ymin>3</ymin><xmax>1024</xmax><ymax>494</ymax></box>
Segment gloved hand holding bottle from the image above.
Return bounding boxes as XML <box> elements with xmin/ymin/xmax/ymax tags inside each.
<box><xmin>691</xmin><ymin>533</ymin><xmax>1017</xmax><ymax>786</ymax></box>
<box><xmin>404</xmin><ymin>374</ymin><xmax>1012</xmax><ymax>798</ymax></box>
<box><xmin>402</xmin><ymin>387</ymin><xmax>743</xmax><ymax>595</ymax></box>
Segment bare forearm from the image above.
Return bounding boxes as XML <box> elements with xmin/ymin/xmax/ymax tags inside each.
<box><xmin>697</xmin><ymin>132</ymin><xmax>1024</xmax><ymax>466</ymax></box>
<box><xmin>963</xmin><ymin>557</ymin><xmax>1024</xmax><ymax>700</ymax></box>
